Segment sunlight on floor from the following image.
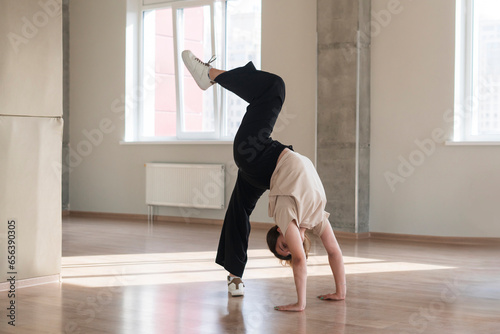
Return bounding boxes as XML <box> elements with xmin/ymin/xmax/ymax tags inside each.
<box><xmin>61</xmin><ymin>249</ymin><xmax>456</xmax><ymax>288</ymax></box>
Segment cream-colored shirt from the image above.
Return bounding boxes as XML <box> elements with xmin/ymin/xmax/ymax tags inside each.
<box><xmin>268</xmin><ymin>150</ymin><xmax>330</xmax><ymax>237</ymax></box>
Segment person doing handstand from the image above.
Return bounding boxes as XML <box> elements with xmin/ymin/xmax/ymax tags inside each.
<box><xmin>182</xmin><ymin>50</ymin><xmax>346</xmax><ymax>312</ymax></box>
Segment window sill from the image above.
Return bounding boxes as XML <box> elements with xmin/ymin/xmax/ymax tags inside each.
<box><xmin>120</xmin><ymin>140</ymin><xmax>233</xmax><ymax>145</ymax></box>
<box><xmin>445</xmin><ymin>141</ymin><xmax>500</xmax><ymax>146</ymax></box>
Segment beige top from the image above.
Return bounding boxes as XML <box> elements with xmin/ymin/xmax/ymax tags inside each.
<box><xmin>268</xmin><ymin>150</ymin><xmax>330</xmax><ymax>237</ymax></box>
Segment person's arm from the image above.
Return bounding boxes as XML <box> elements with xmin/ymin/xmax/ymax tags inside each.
<box><xmin>274</xmin><ymin>221</ymin><xmax>307</xmax><ymax>312</ymax></box>
<box><xmin>317</xmin><ymin>223</ymin><xmax>346</xmax><ymax>301</ymax></box>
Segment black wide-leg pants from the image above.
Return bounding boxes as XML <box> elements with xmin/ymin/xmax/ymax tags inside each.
<box><xmin>214</xmin><ymin>61</ymin><xmax>291</xmax><ymax>277</ymax></box>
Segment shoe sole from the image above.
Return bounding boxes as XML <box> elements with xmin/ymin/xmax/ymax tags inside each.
<box><xmin>229</xmin><ymin>291</ymin><xmax>244</xmax><ymax>297</ymax></box>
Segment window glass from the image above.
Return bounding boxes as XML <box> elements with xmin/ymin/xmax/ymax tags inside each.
<box><xmin>178</xmin><ymin>5</ymin><xmax>215</xmax><ymax>133</ymax></box>
<box><xmin>154</xmin><ymin>8</ymin><xmax>176</xmax><ymax>137</ymax></box>
<box><xmin>224</xmin><ymin>0</ymin><xmax>261</xmax><ymax>137</ymax></box>
<box><xmin>471</xmin><ymin>0</ymin><xmax>500</xmax><ymax>136</ymax></box>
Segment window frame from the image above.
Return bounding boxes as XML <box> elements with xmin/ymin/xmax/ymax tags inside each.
<box><xmin>454</xmin><ymin>0</ymin><xmax>500</xmax><ymax>142</ymax></box>
<box><xmin>136</xmin><ymin>0</ymin><xmax>229</xmax><ymax>142</ymax></box>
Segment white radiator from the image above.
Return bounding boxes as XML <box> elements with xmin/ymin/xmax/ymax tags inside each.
<box><xmin>145</xmin><ymin>163</ymin><xmax>225</xmax><ymax>210</ymax></box>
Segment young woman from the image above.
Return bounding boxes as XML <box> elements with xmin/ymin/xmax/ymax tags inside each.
<box><xmin>265</xmin><ymin>147</ymin><xmax>346</xmax><ymax>311</ymax></box>
<box><xmin>182</xmin><ymin>50</ymin><xmax>346</xmax><ymax>311</ymax></box>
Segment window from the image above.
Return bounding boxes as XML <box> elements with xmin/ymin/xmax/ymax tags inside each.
<box><xmin>454</xmin><ymin>0</ymin><xmax>500</xmax><ymax>142</ymax></box>
<box><xmin>126</xmin><ymin>0</ymin><xmax>261</xmax><ymax>142</ymax></box>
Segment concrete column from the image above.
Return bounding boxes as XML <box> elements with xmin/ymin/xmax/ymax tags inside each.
<box><xmin>317</xmin><ymin>0</ymin><xmax>370</xmax><ymax>233</ymax></box>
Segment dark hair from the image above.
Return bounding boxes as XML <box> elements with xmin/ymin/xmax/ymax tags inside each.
<box><xmin>266</xmin><ymin>225</ymin><xmax>310</xmax><ymax>267</ymax></box>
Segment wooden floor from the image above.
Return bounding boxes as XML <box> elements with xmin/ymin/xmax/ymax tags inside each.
<box><xmin>1</xmin><ymin>216</ymin><xmax>500</xmax><ymax>334</ymax></box>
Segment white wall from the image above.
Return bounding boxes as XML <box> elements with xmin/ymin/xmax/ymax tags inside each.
<box><xmin>69</xmin><ymin>0</ymin><xmax>317</xmax><ymax>224</ymax></box>
<box><xmin>0</xmin><ymin>0</ymin><xmax>62</xmax><ymax>283</ymax></box>
<box><xmin>371</xmin><ymin>0</ymin><xmax>500</xmax><ymax>237</ymax></box>
<box><xmin>0</xmin><ymin>0</ymin><xmax>62</xmax><ymax>117</ymax></box>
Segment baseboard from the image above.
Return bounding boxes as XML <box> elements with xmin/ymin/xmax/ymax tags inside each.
<box><xmin>155</xmin><ymin>214</ymin><xmax>275</xmax><ymax>229</ymax></box>
<box><xmin>64</xmin><ymin>211</ymin><xmax>500</xmax><ymax>245</ymax></box>
<box><xmin>154</xmin><ymin>214</ymin><xmax>221</xmax><ymax>225</ymax></box>
<box><xmin>332</xmin><ymin>231</ymin><xmax>371</xmax><ymax>239</ymax></box>
<box><xmin>66</xmin><ymin>210</ymin><xmax>275</xmax><ymax>229</ymax></box>
<box><xmin>370</xmin><ymin>232</ymin><xmax>500</xmax><ymax>245</ymax></box>
<box><xmin>68</xmin><ymin>210</ymin><xmax>147</xmax><ymax>221</ymax></box>
<box><xmin>0</xmin><ymin>274</ymin><xmax>61</xmax><ymax>291</ymax></box>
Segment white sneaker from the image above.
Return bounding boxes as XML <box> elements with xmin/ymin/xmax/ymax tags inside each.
<box><xmin>227</xmin><ymin>276</ymin><xmax>245</xmax><ymax>297</ymax></box>
<box><xmin>181</xmin><ymin>50</ymin><xmax>216</xmax><ymax>90</ymax></box>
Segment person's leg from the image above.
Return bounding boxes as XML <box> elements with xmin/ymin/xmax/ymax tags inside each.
<box><xmin>209</xmin><ymin>68</ymin><xmax>225</xmax><ymax>81</ymax></box>
<box><xmin>213</xmin><ymin>61</ymin><xmax>285</xmax><ymax>107</ymax></box>
<box><xmin>216</xmin><ymin>170</ymin><xmax>266</xmax><ymax>278</ymax></box>
<box><xmin>214</xmin><ymin>62</ymin><xmax>290</xmax><ymax>188</ymax></box>
<box><xmin>213</xmin><ymin>62</ymin><xmax>291</xmax><ymax>285</ymax></box>
<box><xmin>185</xmin><ymin>56</ymin><xmax>288</xmax><ymax>177</ymax></box>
